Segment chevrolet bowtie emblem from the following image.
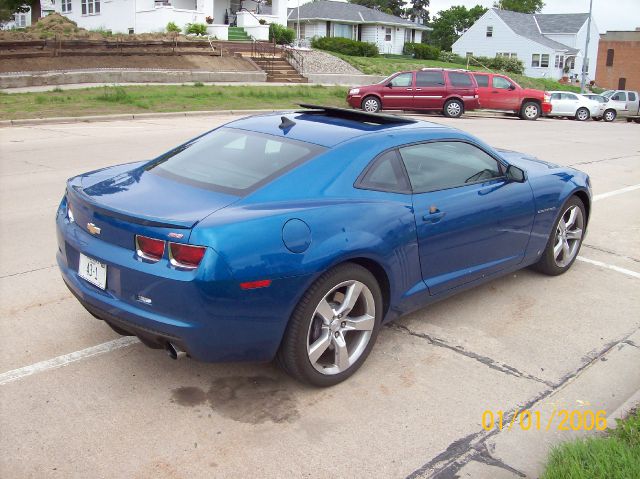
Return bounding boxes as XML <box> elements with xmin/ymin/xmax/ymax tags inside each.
<box><xmin>87</xmin><ymin>223</ymin><xmax>101</xmax><ymax>235</ymax></box>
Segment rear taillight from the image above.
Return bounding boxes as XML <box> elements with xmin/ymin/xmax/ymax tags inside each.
<box><xmin>135</xmin><ymin>235</ymin><xmax>165</xmax><ymax>262</ymax></box>
<box><xmin>169</xmin><ymin>242</ymin><xmax>206</xmax><ymax>269</ymax></box>
<box><xmin>544</xmin><ymin>91</ymin><xmax>551</xmax><ymax>102</ymax></box>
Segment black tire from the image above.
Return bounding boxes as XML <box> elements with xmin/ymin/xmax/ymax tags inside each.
<box><xmin>575</xmin><ymin>107</ymin><xmax>590</xmax><ymax>121</ymax></box>
<box><xmin>532</xmin><ymin>196</ymin><xmax>586</xmax><ymax>276</ymax></box>
<box><xmin>603</xmin><ymin>109</ymin><xmax>617</xmax><ymax>122</ymax></box>
<box><xmin>626</xmin><ymin>118</ymin><xmax>633</xmax><ymax>123</ymax></box>
<box><xmin>443</xmin><ymin>99</ymin><xmax>464</xmax><ymax>118</ymax></box>
<box><xmin>361</xmin><ymin>96</ymin><xmax>381</xmax><ymax>113</ymax></box>
<box><xmin>634</xmin><ymin>118</ymin><xmax>640</xmax><ymax>124</ymax></box>
<box><xmin>276</xmin><ymin>263</ymin><xmax>383</xmax><ymax>387</ymax></box>
<box><xmin>520</xmin><ymin>101</ymin><xmax>540</xmax><ymax>120</ymax></box>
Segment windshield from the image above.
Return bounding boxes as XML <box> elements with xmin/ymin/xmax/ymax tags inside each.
<box><xmin>602</xmin><ymin>90</ymin><xmax>615</xmax><ymax>99</ymax></box>
<box><xmin>149</xmin><ymin>127</ymin><xmax>324</xmax><ymax>194</ymax></box>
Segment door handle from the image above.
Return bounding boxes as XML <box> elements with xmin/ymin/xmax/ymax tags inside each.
<box><xmin>422</xmin><ymin>207</ymin><xmax>446</xmax><ymax>223</ymax></box>
<box><xmin>406</xmin><ymin>88</ymin><xmax>413</xmax><ymax>91</ymax></box>
<box><xmin>415</xmin><ymin>88</ymin><xmax>422</xmax><ymax>91</ymax></box>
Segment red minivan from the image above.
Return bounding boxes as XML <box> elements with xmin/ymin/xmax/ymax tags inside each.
<box><xmin>347</xmin><ymin>68</ymin><xmax>480</xmax><ymax>118</ymax></box>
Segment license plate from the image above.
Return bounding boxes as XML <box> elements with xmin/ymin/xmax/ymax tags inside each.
<box><xmin>78</xmin><ymin>253</ymin><xmax>107</xmax><ymax>290</ymax></box>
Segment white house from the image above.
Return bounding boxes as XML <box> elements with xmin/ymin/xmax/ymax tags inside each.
<box><xmin>47</xmin><ymin>0</ymin><xmax>289</xmax><ymax>38</ymax></box>
<box><xmin>1</xmin><ymin>0</ymin><xmax>55</xmax><ymax>30</ymax></box>
<box><xmin>452</xmin><ymin>8</ymin><xmax>599</xmax><ymax>81</ymax></box>
<box><xmin>287</xmin><ymin>0</ymin><xmax>430</xmax><ymax>55</ymax></box>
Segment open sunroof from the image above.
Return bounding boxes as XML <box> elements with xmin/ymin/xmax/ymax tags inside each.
<box><xmin>298</xmin><ymin>104</ymin><xmax>417</xmax><ymax>125</ymax></box>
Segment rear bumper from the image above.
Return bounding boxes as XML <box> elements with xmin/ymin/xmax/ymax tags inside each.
<box><xmin>56</xmin><ymin>204</ymin><xmax>311</xmax><ymax>363</ymax></box>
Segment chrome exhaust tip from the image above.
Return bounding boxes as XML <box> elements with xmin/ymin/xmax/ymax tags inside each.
<box><xmin>166</xmin><ymin>342</ymin><xmax>187</xmax><ymax>360</ymax></box>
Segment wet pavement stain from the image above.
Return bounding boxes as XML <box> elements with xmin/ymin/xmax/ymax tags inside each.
<box><xmin>171</xmin><ymin>376</ymin><xmax>300</xmax><ymax>424</ymax></box>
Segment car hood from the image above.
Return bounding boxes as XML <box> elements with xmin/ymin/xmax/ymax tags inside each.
<box><xmin>521</xmin><ymin>88</ymin><xmax>545</xmax><ymax>99</ymax></box>
<box><xmin>497</xmin><ymin>149</ymin><xmax>562</xmax><ymax>176</ymax></box>
<box><xmin>70</xmin><ymin>162</ymin><xmax>239</xmax><ymax>228</ymax></box>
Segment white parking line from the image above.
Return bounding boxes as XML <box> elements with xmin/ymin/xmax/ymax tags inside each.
<box><xmin>593</xmin><ymin>184</ymin><xmax>640</xmax><ymax>202</ymax></box>
<box><xmin>577</xmin><ymin>256</ymin><xmax>640</xmax><ymax>280</ymax></box>
<box><xmin>0</xmin><ymin>337</ymin><xmax>139</xmax><ymax>386</ymax></box>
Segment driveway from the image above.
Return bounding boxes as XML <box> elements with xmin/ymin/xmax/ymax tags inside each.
<box><xmin>1</xmin><ymin>114</ymin><xmax>639</xmax><ymax>478</ymax></box>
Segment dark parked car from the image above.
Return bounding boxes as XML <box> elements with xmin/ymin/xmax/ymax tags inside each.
<box><xmin>347</xmin><ymin>68</ymin><xmax>480</xmax><ymax>118</ymax></box>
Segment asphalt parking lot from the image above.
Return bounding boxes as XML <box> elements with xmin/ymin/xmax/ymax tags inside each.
<box><xmin>1</xmin><ymin>113</ymin><xmax>639</xmax><ymax>478</ymax></box>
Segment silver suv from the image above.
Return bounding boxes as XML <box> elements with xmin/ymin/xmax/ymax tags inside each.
<box><xmin>587</xmin><ymin>90</ymin><xmax>640</xmax><ymax>122</ymax></box>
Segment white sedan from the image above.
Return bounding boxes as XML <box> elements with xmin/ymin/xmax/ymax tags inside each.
<box><xmin>545</xmin><ymin>91</ymin><xmax>604</xmax><ymax>121</ymax></box>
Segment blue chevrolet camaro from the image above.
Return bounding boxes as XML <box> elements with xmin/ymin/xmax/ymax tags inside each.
<box><xmin>56</xmin><ymin>105</ymin><xmax>591</xmax><ymax>386</ymax></box>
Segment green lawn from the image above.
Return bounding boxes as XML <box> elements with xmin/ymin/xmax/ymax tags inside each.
<box><xmin>332</xmin><ymin>52</ymin><xmax>583</xmax><ymax>93</ymax></box>
<box><xmin>0</xmin><ymin>84</ymin><xmax>349</xmax><ymax>120</ymax></box>
<box><xmin>541</xmin><ymin>410</ymin><xmax>640</xmax><ymax>479</ymax></box>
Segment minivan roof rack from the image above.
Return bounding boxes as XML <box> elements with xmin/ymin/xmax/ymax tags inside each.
<box><xmin>297</xmin><ymin>104</ymin><xmax>416</xmax><ymax>125</ymax></box>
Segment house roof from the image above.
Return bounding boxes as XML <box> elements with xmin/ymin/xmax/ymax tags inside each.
<box><xmin>287</xmin><ymin>1</ymin><xmax>431</xmax><ymax>30</ymax></box>
<box><xmin>492</xmin><ymin>8</ymin><xmax>582</xmax><ymax>54</ymax></box>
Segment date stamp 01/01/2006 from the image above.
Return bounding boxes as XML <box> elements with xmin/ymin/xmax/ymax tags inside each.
<box><xmin>482</xmin><ymin>409</ymin><xmax>608</xmax><ymax>432</ymax></box>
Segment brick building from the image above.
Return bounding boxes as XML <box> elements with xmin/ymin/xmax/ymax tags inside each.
<box><xmin>595</xmin><ymin>29</ymin><xmax>640</xmax><ymax>91</ymax></box>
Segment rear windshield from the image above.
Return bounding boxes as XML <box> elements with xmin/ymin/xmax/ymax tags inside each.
<box><xmin>149</xmin><ymin>128</ymin><xmax>323</xmax><ymax>194</ymax></box>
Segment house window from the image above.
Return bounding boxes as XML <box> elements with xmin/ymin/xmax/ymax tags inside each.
<box><xmin>333</xmin><ymin>23</ymin><xmax>352</xmax><ymax>39</ymax></box>
<box><xmin>405</xmin><ymin>29</ymin><xmax>412</xmax><ymax>43</ymax></box>
<box><xmin>606</xmin><ymin>49</ymin><xmax>614</xmax><ymax>66</ymax></box>
<box><xmin>15</xmin><ymin>13</ymin><xmax>27</xmax><ymax>27</ymax></box>
<box><xmin>81</xmin><ymin>0</ymin><xmax>100</xmax><ymax>15</ymax></box>
<box><xmin>496</xmin><ymin>52</ymin><xmax>517</xmax><ymax>59</ymax></box>
<box><xmin>540</xmin><ymin>54</ymin><xmax>549</xmax><ymax>67</ymax></box>
<box><xmin>61</xmin><ymin>0</ymin><xmax>72</xmax><ymax>12</ymax></box>
<box><xmin>568</xmin><ymin>57</ymin><xmax>575</xmax><ymax>69</ymax></box>
<box><xmin>531</xmin><ymin>54</ymin><xmax>540</xmax><ymax>67</ymax></box>
<box><xmin>554</xmin><ymin>55</ymin><xmax>564</xmax><ymax>68</ymax></box>
<box><xmin>486</xmin><ymin>26</ymin><xmax>493</xmax><ymax>37</ymax></box>
<box><xmin>385</xmin><ymin>27</ymin><xmax>392</xmax><ymax>42</ymax></box>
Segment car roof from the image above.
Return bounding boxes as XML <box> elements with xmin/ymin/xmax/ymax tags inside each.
<box><xmin>226</xmin><ymin>105</ymin><xmax>449</xmax><ymax>148</ymax></box>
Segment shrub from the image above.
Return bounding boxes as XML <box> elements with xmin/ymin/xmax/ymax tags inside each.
<box><xmin>269</xmin><ymin>24</ymin><xmax>295</xmax><ymax>45</ymax></box>
<box><xmin>439</xmin><ymin>51</ymin><xmax>467</xmax><ymax>64</ymax></box>
<box><xmin>311</xmin><ymin>36</ymin><xmax>378</xmax><ymax>57</ymax></box>
<box><xmin>403</xmin><ymin>42</ymin><xmax>418</xmax><ymax>55</ymax></box>
<box><xmin>259</xmin><ymin>19</ymin><xmax>267</xmax><ymax>25</ymax></box>
<box><xmin>472</xmin><ymin>55</ymin><xmax>525</xmax><ymax>74</ymax></box>
<box><xmin>412</xmin><ymin>44</ymin><xmax>440</xmax><ymax>60</ymax></box>
<box><xmin>185</xmin><ymin>23</ymin><xmax>207</xmax><ymax>36</ymax></box>
<box><xmin>166</xmin><ymin>22</ymin><xmax>181</xmax><ymax>33</ymax></box>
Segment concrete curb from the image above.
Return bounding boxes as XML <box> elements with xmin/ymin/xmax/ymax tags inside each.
<box><xmin>0</xmin><ymin>109</ymin><xmax>283</xmax><ymax>127</ymax></box>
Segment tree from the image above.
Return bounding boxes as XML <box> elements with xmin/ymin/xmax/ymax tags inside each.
<box><xmin>493</xmin><ymin>0</ymin><xmax>544</xmax><ymax>14</ymax></box>
<box><xmin>427</xmin><ymin>4</ymin><xmax>487</xmax><ymax>51</ymax></box>
<box><xmin>0</xmin><ymin>0</ymin><xmax>42</xmax><ymax>24</ymax></box>
<box><xmin>405</xmin><ymin>0</ymin><xmax>430</xmax><ymax>25</ymax></box>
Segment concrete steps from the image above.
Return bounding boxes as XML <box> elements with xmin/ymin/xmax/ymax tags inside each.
<box><xmin>252</xmin><ymin>57</ymin><xmax>307</xmax><ymax>83</ymax></box>
<box><xmin>227</xmin><ymin>27</ymin><xmax>251</xmax><ymax>41</ymax></box>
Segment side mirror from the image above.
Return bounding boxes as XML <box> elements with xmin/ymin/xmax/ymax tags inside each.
<box><xmin>386</xmin><ymin>82</ymin><xmax>393</xmax><ymax>88</ymax></box>
<box><xmin>509</xmin><ymin>84</ymin><xmax>516</xmax><ymax>90</ymax></box>
<box><xmin>506</xmin><ymin>164</ymin><xmax>525</xmax><ymax>183</ymax></box>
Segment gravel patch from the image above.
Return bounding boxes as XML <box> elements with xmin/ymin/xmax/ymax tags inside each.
<box><xmin>296</xmin><ymin>50</ymin><xmax>362</xmax><ymax>74</ymax></box>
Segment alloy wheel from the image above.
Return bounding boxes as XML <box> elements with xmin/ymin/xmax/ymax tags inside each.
<box><xmin>576</xmin><ymin>108</ymin><xmax>589</xmax><ymax>121</ymax></box>
<box><xmin>524</xmin><ymin>104</ymin><xmax>539</xmax><ymax>119</ymax></box>
<box><xmin>553</xmin><ymin>205</ymin><xmax>584</xmax><ymax>268</ymax></box>
<box><xmin>306</xmin><ymin>280</ymin><xmax>375</xmax><ymax>375</ymax></box>
<box><xmin>604</xmin><ymin>110</ymin><xmax>616</xmax><ymax>122</ymax></box>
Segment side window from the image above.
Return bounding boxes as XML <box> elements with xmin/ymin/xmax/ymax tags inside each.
<box><xmin>492</xmin><ymin>76</ymin><xmax>512</xmax><ymax>89</ymax></box>
<box><xmin>474</xmin><ymin>74</ymin><xmax>489</xmax><ymax>87</ymax></box>
<box><xmin>359</xmin><ymin>150</ymin><xmax>410</xmax><ymax>193</ymax></box>
<box><xmin>550</xmin><ymin>93</ymin><xmax>561</xmax><ymax>100</ymax></box>
<box><xmin>612</xmin><ymin>92</ymin><xmax>627</xmax><ymax>101</ymax></box>
<box><xmin>416</xmin><ymin>71</ymin><xmax>445</xmax><ymax>87</ymax></box>
<box><xmin>629</xmin><ymin>92</ymin><xmax>637</xmax><ymax>101</ymax></box>
<box><xmin>389</xmin><ymin>72</ymin><xmax>413</xmax><ymax>87</ymax></box>
<box><xmin>399</xmin><ymin>142</ymin><xmax>503</xmax><ymax>193</ymax></box>
<box><xmin>448</xmin><ymin>72</ymin><xmax>473</xmax><ymax>87</ymax></box>
<box><xmin>563</xmin><ymin>93</ymin><xmax>578</xmax><ymax>101</ymax></box>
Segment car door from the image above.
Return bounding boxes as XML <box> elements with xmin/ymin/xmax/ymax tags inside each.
<box><xmin>610</xmin><ymin>91</ymin><xmax>628</xmax><ymax>116</ymax></box>
<box><xmin>412</xmin><ymin>70</ymin><xmax>446</xmax><ymax>110</ymax></box>
<box><xmin>549</xmin><ymin>92</ymin><xmax>565</xmax><ymax>114</ymax></box>
<box><xmin>562</xmin><ymin>93</ymin><xmax>581</xmax><ymax>115</ymax></box>
<box><xmin>473</xmin><ymin>73</ymin><xmax>491</xmax><ymax>108</ymax></box>
<box><xmin>380</xmin><ymin>72</ymin><xmax>415</xmax><ymax>110</ymax></box>
<box><xmin>626</xmin><ymin>91</ymin><xmax>639</xmax><ymax>115</ymax></box>
<box><xmin>491</xmin><ymin>75</ymin><xmax>518</xmax><ymax>110</ymax></box>
<box><xmin>398</xmin><ymin>141</ymin><xmax>535</xmax><ymax>295</ymax></box>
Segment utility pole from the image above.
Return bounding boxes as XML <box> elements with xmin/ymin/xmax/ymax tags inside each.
<box><xmin>581</xmin><ymin>0</ymin><xmax>593</xmax><ymax>93</ymax></box>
